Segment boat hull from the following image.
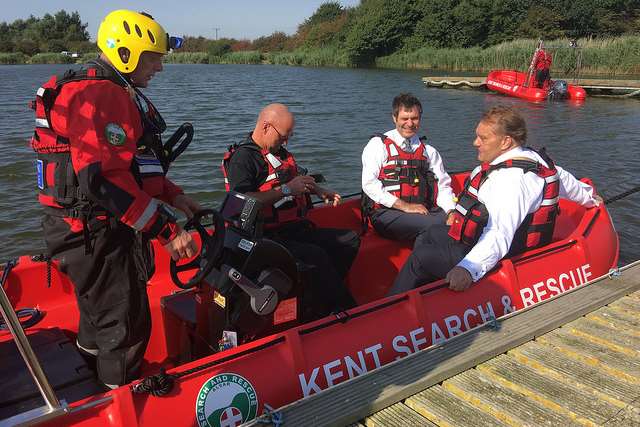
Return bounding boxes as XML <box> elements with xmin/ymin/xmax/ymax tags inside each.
<box><xmin>486</xmin><ymin>70</ymin><xmax>587</xmax><ymax>101</ymax></box>
<box><xmin>1</xmin><ymin>176</ymin><xmax>618</xmax><ymax>426</ymax></box>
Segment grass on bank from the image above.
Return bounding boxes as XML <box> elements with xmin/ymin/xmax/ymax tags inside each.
<box><xmin>376</xmin><ymin>36</ymin><xmax>640</xmax><ymax>76</ymax></box>
<box><xmin>3</xmin><ymin>36</ymin><xmax>638</xmax><ymax>76</ymax></box>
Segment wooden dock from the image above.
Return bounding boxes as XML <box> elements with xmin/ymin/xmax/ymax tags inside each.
<box><xmin>422</xmin><ymin>76</ymin><xmax>640</xmax><ymax>98</ymax></box>
<box><xmin>247</xmin><ymin>262</ymin><xmax>640</xmax><ymax>426</ymax></box>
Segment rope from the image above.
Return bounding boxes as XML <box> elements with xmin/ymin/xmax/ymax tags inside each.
<box><xmin>604</xmin><ymin>184</ymin><xmax>640</xmax><ymax>205</ymax></box>
<box><xmin>0</xmin><ymin>308</ymin><xmax>42</xmax><ymax>331</ymax></box>
<box><xmin>255</xmin><ymin>404</ymin><xmax>284</xmax><ymax>426</ymax></box>
<box><xmin>131</xmin><ymin>367</ymin><xmax>175</xmax><ymax>397</ymax></box>
<box><xmin>31</xmin><ymin>254</ymin><xmax>52</xmax><ymax>287</ymax></box>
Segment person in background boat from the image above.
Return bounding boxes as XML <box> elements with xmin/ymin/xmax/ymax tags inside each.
<box><xmin>222</xmin><ymin>103</ymin><xmax>358</xmax><ymax>317</ymax></box>
<box><xmin>361</xmin><ymin>93</ymin><xmax>457</xmax><ymax>246</ymax></box>
<box><xmin>532</xmin><ymin>45</ymin><xmax>553</xmax><ymax>88</ymax></box>
<box><xmin>31</xmin><ymin>10</ymin><xmax>200</xmax><ymax>388</ymax></box>
<box><xmin>388</xmin><ymin>105</ymin><xmax>600</xmax><ymax>296</ymax></box>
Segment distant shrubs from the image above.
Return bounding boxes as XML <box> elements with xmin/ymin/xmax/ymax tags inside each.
<box><xmin>0</xmin><ymin>52</ymin><xmax>27</xmax><ymax>64</ymax></box>
<box><xmin>30</xmin><ymin>53</ymin><xmax>75</xmax><ymax>64</ymax></box>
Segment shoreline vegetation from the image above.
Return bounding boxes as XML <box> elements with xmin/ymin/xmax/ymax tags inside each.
<box><xmin>2</xmin><ymin>36</ymin><xmax>637</xmax><ymax>76</ymax></box>
<box><xmin>2</xmin><ymin>2</ymin><xmax>639</xmax><ymax>76</ymax></box>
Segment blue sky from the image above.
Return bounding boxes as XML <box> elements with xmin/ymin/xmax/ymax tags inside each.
<box><xmin>1</xmin><ymin>0</ymin><xmax>361</xmax><ymax>41</ymax></box>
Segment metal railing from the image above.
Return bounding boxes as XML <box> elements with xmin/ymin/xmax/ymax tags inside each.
<box><xmin>0</xmin><ymin>260</ymin><xmax>68</xmax><ymax>426</ymax></box>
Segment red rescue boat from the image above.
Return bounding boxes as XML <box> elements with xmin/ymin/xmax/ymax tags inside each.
<box><xmin>486</xmin><ymin>70</ymin><xmax>587</xmax><ymax>102</ymax></box>
<box><xmin>0</xmin><ymin>173</ymin><xmax>618</xmax><ymax>426</ymax></box>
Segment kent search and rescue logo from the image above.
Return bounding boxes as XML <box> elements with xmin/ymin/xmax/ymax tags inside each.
<box><xmin>105</xmin><ymin>123</ymin><xmax>126</xmax><ymax>146</ymax></box>
<box><xmin>196</xmin><ymin>373</ymin><xmax>258</xmax><ymax>427</ymax></box>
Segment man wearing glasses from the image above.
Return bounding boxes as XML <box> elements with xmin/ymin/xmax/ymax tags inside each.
<box><xmin>222</xmin><ymin>103</ymin><xmax>359</xmax><ymax>318</ymax></box>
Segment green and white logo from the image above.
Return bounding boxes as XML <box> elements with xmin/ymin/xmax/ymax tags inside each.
<box><xmin>195</xmin><ymin>373</ymin><xmax>258</xmax><ymax>427</ymax></box>
<box><xmin>106</xmin><ymin>38</ymin><xmax>116</xmax><ymax>49</ymax></box>
<box><xmin>104</xmin><ymin>123</ymin><xmax>126</xmax><ymax>146</ymax></box>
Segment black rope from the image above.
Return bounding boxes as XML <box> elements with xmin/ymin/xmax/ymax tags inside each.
<box><xmin>0</xmin><ymin>308</ymin><xmax>42</xmax><ymax>331</ymax></box>
<box><xmin>132</xmin><ymin>337</ymin><xmax>286</xmax><ymax>396</ymax></box>
<box><xmin>604</xmin><ymin>185</ymin><xmax>640</xmax><ymax>205</ymax></box>
<box><xmin>131</xmin><ymin>367</ymin><xmax>175</xmax><ymax>397</ymax></box>
<box><xmin>31</xmin><ymin>254</ymin><xmax>52</xmax><ymax>287</ymax></box>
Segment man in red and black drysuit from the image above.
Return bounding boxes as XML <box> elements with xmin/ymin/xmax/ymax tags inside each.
<box><xmin>32</xmin><ymin>10</ymin><xmax>199</xmax><ymax>387</ymax></box>
<box><xmin>222</xmin><ymin>103</ymin><xmax>358</xmax><ymax>317</ymax></box>
<box><xmin>388</xmin><ymin>105</ymin><xmax>600</xmax><ymax>296</ymax></box>
<box><xmin>361</xmin><ymin>93</ymin><xmax>457</xmax><ymax>246</ymax></box>
<box><xmin>533</xmin><ymin>48</ymin><xmax>553</xmax><ymax>88</ymax></box>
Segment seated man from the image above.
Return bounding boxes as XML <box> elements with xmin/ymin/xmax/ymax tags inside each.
<box><xmin>389</xmin><ymin>105</ymin><xmax>599</xmax><ymax>296</ymax></box>
<box><xmin>361</xmin><ymin>93</ymin><xmax>456</xmax><ymax>245</ymax></box>
<box><xmin>222</xmin><ymin>103</ymin><xmax>358</xmax><ymax>317</ymax></box>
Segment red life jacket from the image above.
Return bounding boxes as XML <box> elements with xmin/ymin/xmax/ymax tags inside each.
<box><xmin>448</xmin><ymin>149</ymin><xmax>560</xmax><ymax>256</ymax></box>
<box><xmin>535</xmin><ymin>50</ymin><xmax>552</xmax><ymax>70</ymax></box>
<box><xmin>221</xmin><ymin>141</ymin><xmax>310</xmax><ymax>226</ymax></box>
<box><xmin>30</xmin><ymin>59</ymin><xmax>168</xmax><ymax>216</ymax></box>
<box><xmin>362</xmin><ymin>133</ymin><xmax>438</xmax><ymax>213</ymax></box>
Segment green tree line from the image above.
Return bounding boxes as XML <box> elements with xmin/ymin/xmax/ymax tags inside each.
<box><xmin>2</xmin><ymin>3</ymin><xmax>638</xmax><ymax>69</ymax></box>
<box><xmin>176</xmin><ymin>0</ymin><xmax>639</xmax><ymax>68</ymax></box>
<box><xmin>261</xmin><ymin>0</ymin><xmax>640</xmax><ymax>66</ymax></box>
<box><xmin>0</xmin><ymin>10</ymin><xmax>92</xmax><ymax>55</ymax></box>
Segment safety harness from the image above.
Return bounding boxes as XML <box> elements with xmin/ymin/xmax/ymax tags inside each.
<box><xmin>222</xmin><ymin>140</ymin><xmax>311</xmax><ymax>226</ymax></box>
<box><xmin>361</xmin><ymin>133</ymin><xmax>438</xmax><ymax>232</ymax></box>
<box><xmin>30</xmin><ymin>59</ymin><xmax>170</xmax><ymax>251</ymax></box>
<box><xmin>448</xmin><ymin>147</ymin><xmax>560</xmax><ymax>256</ymax></box>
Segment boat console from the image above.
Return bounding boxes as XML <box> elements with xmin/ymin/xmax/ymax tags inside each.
<box><xmin>162</xmin><ymin>192</ymin><xmax>303</xmax><ymax>361</ymax></box>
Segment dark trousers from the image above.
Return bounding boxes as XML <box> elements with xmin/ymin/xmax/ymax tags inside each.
<box><xmin>267</xmin><ymin>220</ymin><xmax>359</xmax><ymax>316</ymax></box>
<box><xmin>388</xmin><ymin>224</ymin><xmax>471</xmax><ymax>296</ymax></box>
<box><xmin>371</xmin><ymin>207</ymin><xmax>446</xmax><ymax>247</ymax></box>
<box><xmin>536</xmin><ymin>68</ymin><xmax>550</xmax><ymax>88</ymax></box>
<box><xmin>43</xmin><ymin>215</ymin><xmax>152</xmax><ymax>386</ymax></box>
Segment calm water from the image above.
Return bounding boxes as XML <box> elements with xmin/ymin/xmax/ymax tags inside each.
<box><xmin>1</xmin><ymin>64</ymin><xmax>638</xmax><ymax>264</ymax></box>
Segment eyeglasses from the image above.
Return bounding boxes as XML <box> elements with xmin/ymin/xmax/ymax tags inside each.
<box><xmin>269</xmin><ymin>123</ymin><xmax>293</xmax><ymax>142</ymax></box>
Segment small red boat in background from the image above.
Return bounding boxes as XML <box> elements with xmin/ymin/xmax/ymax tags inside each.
<box><xmin>0</xmin><ymin>173</ymin><xmax>618</xmax><ymax>426</ymax></box>
<box><xmin>486</xmin><ymin>69</ymin><xmax>587</xmax><ymax>102</ymax></box>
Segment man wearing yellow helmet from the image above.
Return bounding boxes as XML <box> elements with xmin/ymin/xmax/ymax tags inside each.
<box><xmin>31</xmin><ymin>10</ymin><xmax>197</xmax><ymax>388</ymax></box>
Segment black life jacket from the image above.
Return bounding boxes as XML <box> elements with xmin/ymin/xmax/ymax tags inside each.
<box><xmin>30</xmin><ymin>59</ymin><xmax>167</xmax><ymax>216</ymax></box>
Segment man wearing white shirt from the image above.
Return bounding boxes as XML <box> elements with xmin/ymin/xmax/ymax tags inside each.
<box><xmin>361</xmin><ymin>93</ymin><xmax>457</xmax><ymax>245</ymax></box>
<box><xmin>389</xmin><ymin>105</ymin><xmax>600</xmax><ymax>295</ymax></box>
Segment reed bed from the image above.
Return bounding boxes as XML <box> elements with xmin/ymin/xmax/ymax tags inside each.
<box><xmin>3</xmin><ymin>36</ymin><xmax>636</xmax><ymax>76</ymax></box>
<box><xmin>267</xmin><ymin>47</ymin><xmax>350</xmax><ymax>67</ymax></box>
<box><xmin>0</xmin><ymin>52</ymin><xmax>28</xmax><ymax>64</ymax></box>
<box><xmin>165</xmin><ymin>52</ymin><xmax>209</xmax><ymax>64</ymax></box>
<box><xmin>209</xmin><ymin>51</ymin><xmax>263</xmax><ymax>64</ymax></box>
<box><xmin>376</xmin><ymin>36</ymin><xmax>640</xmax><ymax>76</ymax></box>
<box><xmin>29</xmin><ymin>53</ymin><xmax>76</xmax><ymax>64</ymax></box>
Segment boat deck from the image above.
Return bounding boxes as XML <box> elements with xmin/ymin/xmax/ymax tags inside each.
<box><xmin>248</xmin><ymin>262</ymin><xmax>640</xmax><ymax>426</ymax></box>
<box><xmin>422</xmin><ymin>76</ymin><xmax>640</xmax><ymax>98</ymax></box>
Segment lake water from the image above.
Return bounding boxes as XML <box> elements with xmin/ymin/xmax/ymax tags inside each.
<box><xmin>1</xmin><ymin>64</ymin><xmax>638</xmax><ymax>264</ymax></box>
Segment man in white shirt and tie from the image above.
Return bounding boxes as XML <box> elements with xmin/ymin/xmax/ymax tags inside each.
<box><xmin>361</xmin><ymin>93</ymin><xmax>457</xmax><ymax>246</ymax></box>
<box><xmin>388</xmin><ymin>105</ymin><xmax>600</xmax><ymax>296</ymax></box>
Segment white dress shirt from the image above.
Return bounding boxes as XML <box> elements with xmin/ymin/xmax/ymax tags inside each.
<box><xmin>457</xmin><ymin>146</ymin><xmax>598</xmax><ymax>282</ymax></box>
<box><xmin>361</xmin><ymin>129</ymin><xmax>457</xmax><ymax>212</ymax></box>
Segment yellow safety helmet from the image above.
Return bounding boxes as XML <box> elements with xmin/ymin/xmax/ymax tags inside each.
<box><xmin>97</xmin><ymin>10</ymin><xmax>168</xmax><ymax>73</ymax></box>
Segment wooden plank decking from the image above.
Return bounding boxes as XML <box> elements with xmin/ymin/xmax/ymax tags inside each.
<box><xmin>247</xmin><ymin>262</ymin><xmax>640</xmax><ymax>426</ymax></box>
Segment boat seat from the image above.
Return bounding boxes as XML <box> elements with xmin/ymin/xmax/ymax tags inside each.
<box><xmin>346</xmin><ymin>231</ymin><xmax>412</xmax><ymax>305</ymax></box>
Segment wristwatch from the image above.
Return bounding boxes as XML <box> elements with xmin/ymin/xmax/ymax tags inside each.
<box><xmin>280</xmin><ymin>184</ymin><xmax>292</xmax><ymax>196</ymax></box>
